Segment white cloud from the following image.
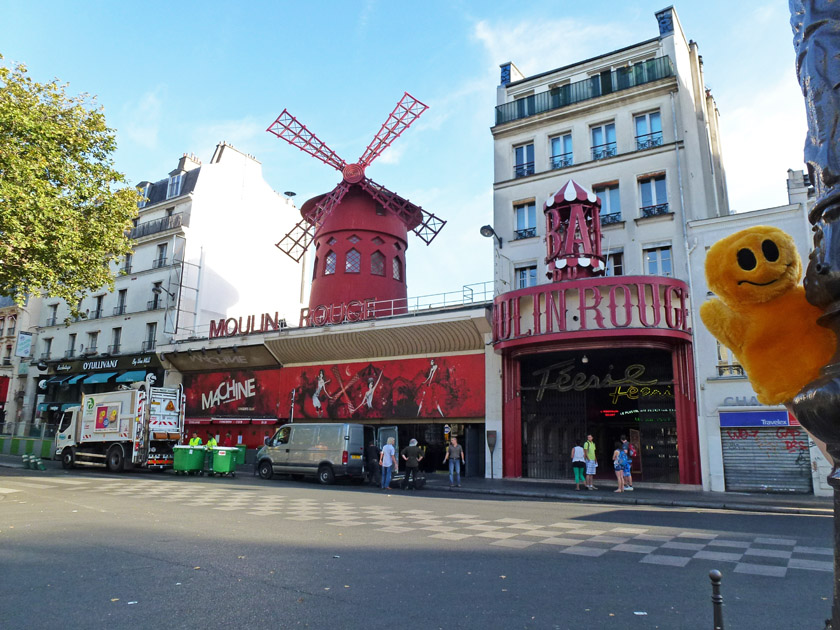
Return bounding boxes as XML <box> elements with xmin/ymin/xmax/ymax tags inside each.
<box><xmin>121</xmin><ymin>89</ymin><xmax>162</xmax><ymax>150</ymax></box>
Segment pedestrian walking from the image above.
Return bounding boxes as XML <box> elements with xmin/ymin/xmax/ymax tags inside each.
<box><xmin>365</xmin><ymin>440</ymin><xmax>381</xmax><ymax>486</ymax></box>
<box><xmin>379</xmin><ymin>437</ymin><xmax>397</xmax><ymax>489</ymax></box>
<box><xmin>620</xmin><ymin>435</ymin><xmax>635</xmax><ymax>491</ymax></box>
<box><xmin>400</xmin><ymin>438</ymin><xmax>424</xmax><ymax>490</ymax></box>
<box><xmin>612</xmin><ymin>442</ymin><xmax>627</xmax><ymax>492</ymax></box>
<box><xmin>570</xmin><ymin>439</ymin><xmax>586</xmax><ymax>490</ymax></box>
<box><xmin>583</xmin><ymin>433</ymin><xmax>598</xmax><ymax>489</ymax></box>
<box><xmin>443</xmin><ymin>436</ymin><xmax>465</xmax><ymax>488</ymax></box>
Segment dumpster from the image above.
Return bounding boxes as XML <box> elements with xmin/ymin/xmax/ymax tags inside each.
<box><xmin>235</xmin><ymin>444</ymin><xmax>247</xmax><ymax>466</ymax></box>
<box><xmin>174</xmin><ymin>445</ymin><xmax>205</xmax><ymax>475</ymax></box>
<box><xmin>211</xmin><ymin>447</ymin><xmax>236</xmax><ymax>477</ymax></box>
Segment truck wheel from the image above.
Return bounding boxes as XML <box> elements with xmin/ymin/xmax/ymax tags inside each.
<box><xmin>258</xmin><ymin>460</ymin><xmax>273</xmax><ymax>480</ymax></box>
<box><xmin>318</xmin><ymin>465</ymin><xmax>335</xmax><ymax>485</ymax></box>
<box><xmin>61</xmin><ymin>448</ymin><xmax>75</xmax><ymax>470</ymax></box>
<box><xmin>106</xmin><ymin>445</ymin><xmax>125</xmax><ymax>472</ymax></box>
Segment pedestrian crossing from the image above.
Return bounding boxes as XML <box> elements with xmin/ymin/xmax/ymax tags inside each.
<box><xmin>0</xmin><ymin>474</ymin><xmax>832</xmax><ymax>578</ymax></box>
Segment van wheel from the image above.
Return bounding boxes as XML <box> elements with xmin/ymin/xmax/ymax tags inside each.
<box><xmin>258</xmin><ymin>460</ymin><xmax>273</xmax><ymax>480</ymax></box>
<box><xmin>106</xmin><ymin>445</ymin><xmax>125</xmax><ymax>473</ymax></box>
<box><xmin>318</xmin><ymin>465</ymin><xmax>335</xmax><ymax>485</ymax></box>
<box><xmin>61</xmin><ymin>448</ymin><xmax>75</xmax><ymax>470</ymax></box>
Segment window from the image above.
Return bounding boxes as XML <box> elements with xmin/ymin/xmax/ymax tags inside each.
<box><xmin>716</xmin><ymin>341</ymin><xmax>745</xmax><ymax>377</ymax></box>
<box><xmin>137</xmin><ymin>183</ymin><xmax>151</xmax><ymax>208</ymax></box>
<box><xmin>605</xmin><ymin>252</ymin><xmax>624</xmax><ymax>277</ymax></box>
<box><xmin>375</xmin><ymin>203</ymin><xmax>386</xmax><ymax>216</ymax></box>
<box><xmin>93</xmin><ymin>295</ymin><xmax>104</xmax><ymax>319</ymax></box>
<box><xmin>123</xmin><ymin>253</ymin><xmax>133</xmax><ymax>273</ymax></box>
<box><xmin>635</xmin><ymin>111</ymin><xmax>662</xmax><ymax>150</ymax></box>
<box><xmin>591</xmin><ymin>123</ymin><xmax>616</xmax><ymax>160</ymax></box>
<box><xmin>371</xmin><ymin>251</ymin><xmax>385</xmax><ymax>276</ymax></box>
<box><xmin>550</xmin><ymin>134</ymin><xmax>573</xmax><ymax>169</ymax></box>
<box><xmin>42</xmin><ymin>338</ymin><xmax>52</xmax><ymax>359</ymax></box>
<box><xmin>372</xmin><ymin>236</ymin><xmax>384</xmax><ymax>245</ymax></box>
<box><xmin>348</xmin><ymin>235</ymin><xmax>360</xmax><ymax>244</ymax></box>
<box><xmin>110</xmin><ymin>328</ymin><xmax>122</xmax><ymax>354</ymax></box>
<box><xmin>392</xmin><ymin>256</ymin><xmax>403</xmax><ymax>281</ymax></box>
<box><xmin>639</xmin><ymin>174</ymin><xmax>669</xmax><ymax>216</ymax></box>
<box><xmin>3</xmin><ymin>345</ymin><xmax>11</xmax><ymax>366</ymax></box>
<box><xmin>166</xmin><ymin>174</ymin><xmax>184</xmax><ymax>199</ymax></box>
<box><xmin>150</xmin><ymin>283</ymin><xmax>162</xmax><ymax>310</ymax></box>
<box><xmin>47</xmin><ymin>304</ymin><xmax>58</xmax><ymax>327</ymax></box>
<box><xmin>67</xmin><ymin>334</ymin><xmax>76</xmax><ymax>358</ymax></box>
<box><xmin>594</xmin><ymin>184</ymin><xmax>621</xmax><ymax>225</ymax></box>
<box><xmin>327</xmin><ymin>237</ymin><xmax>337</xmax><ymax>246</ymax></box>
<box><xmin>514</xmin><ymin>202</ymin><xmax>537</xmax><ymax>239</ymax></box>
<box><xmin>154</xmin><ymin>243</ymin><xmax>168</xmax><ymax>268</ymax></box>
<box><xmin>325</xmin><ymin>251</ymin><xmax>336</xmax><ymax>275</ymax></box>
<box><xmin>514</xmin><ymin>144</ymin><xmax>535</xmax><ymax>178</ymax></box>
<box><xmin>345</xmin><ymin>249</ymin><xmax>361</xmax><ymax>273</ymax></box>
<box><xmin>5</xmin><ymin>317</ymin><xmax>14</xmax><ymax>336</ymax></box>
<box><xmin>644</xmin><ymin>246</ymin><xmax>672</xmax><ymax>277</ymax></box>
<box><xmin>144</xmin><ymin>322</ymin><xmax>157</xmax><ymax>352</ymax></box>
<box><xmin>87</xmin><ymin>332</ymin><xmax>99</xmax><ymax>354</ymax></box>
<box><xmin>312</xmin><ymin>256</ymin><xmax>319</xmax><ymax>280</ymax></box>
<box><xmin>515</xmin><ymin>265</ymin><xmax>538</xmax><ymax>288</ymax></box>
<box><xmin>115</xmin><ymin>290</ymin><xmax>127</xmax><ymax>315</ymax></box>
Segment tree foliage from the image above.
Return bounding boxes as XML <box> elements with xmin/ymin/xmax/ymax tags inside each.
<box><xmin>0</xmin><ymin>57</ymin><xmax>139</xmax><ymax>311</ymax></box>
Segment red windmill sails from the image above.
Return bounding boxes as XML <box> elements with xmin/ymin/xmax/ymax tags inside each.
<box><xmin>267</xmin><ymin>92</ymin><xmax>446</xmax><ymax>263</ymax></box>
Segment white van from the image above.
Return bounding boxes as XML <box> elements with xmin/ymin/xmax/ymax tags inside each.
<box><xmin>256</xmin><ymin>423</ymin><xmax>398</xmax><ymax>485</ymax></box>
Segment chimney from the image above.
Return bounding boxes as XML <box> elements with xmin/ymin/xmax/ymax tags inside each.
<box><xmin>787</xmin><ymin>168</ymin><xmax>814</xmax><ymax>206</ymax></box>
<box><xmin>176</xmin><ymin>153</ymin><xmax>202</xmax><ymax>173</ymax></box>
<box><xmin>500</xmin><ymin>62</ymin><xmax>525</xmax><ymax>87</ymax></box>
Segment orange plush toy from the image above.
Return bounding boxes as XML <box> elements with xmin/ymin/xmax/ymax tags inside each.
<box><xmin>700</xmin><ymin>225</ymin><xmax>836</xmax><ymax>405</ymax></box>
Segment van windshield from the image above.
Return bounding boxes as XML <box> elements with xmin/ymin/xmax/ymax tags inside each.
<box><xmin>57</xmin><ymin>412</ymin><xmax>73</xmax><ymax>433</ymax></box>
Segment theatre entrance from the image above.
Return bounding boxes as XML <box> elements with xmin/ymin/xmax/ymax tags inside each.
<box><xmin>519</xmin><ymin>348</ymin><xmax>680</xmax><ymax>483</ymax></box>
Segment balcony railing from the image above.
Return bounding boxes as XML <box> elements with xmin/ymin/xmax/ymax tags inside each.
<box><xmin>636</xmin><ymin>132</ymin><xmax>663</xmax><ymax>151</ymax></box>
<box><xmin>40</xmin><ymin>351</ymin><xmax>51</xmax><ymax>359</ymax></box>
<box><xmin>2</xmin><ymin>358</ymin><xmax>10</xmax><ymax>366</ymax></box>
<box><xmin>129</xmin><ymin>213</ymin><xmax>184</xmax><ymax>239</ymax></box>
<box><xmin>91</xmin><ymin>309</ymin><xmax>103</xmax><ymax>320</ymax></box>
<box><xmin>152</xmin><ymin>257</ymin><xmax>168</xmax><ymax>269</ymax></box>
<box><xmin>64</xmin><ymin>350</ymin><xmax>75</xmax><ymax>359</ymax></box>
<box><xmin>514</xmin><ymin>227</ymin><xmax>537</xmax><ymax>240</ymax></box>
<box><xmin>147</xmin><ymin>300</ymin><xmax>162</xmax><ymax>311</ymax></box>
<box><xmin>514</xmin><ymin>162</ymin><xmax>535</xmax><ymax>178</ymax></box>
<box><xmin>591</xmin><ymin>142</ymin><xmax>617</xmax><ymax>161</ymax></box>
<box><xmin>6</xmin><ymin>326</ymin><xmax>15</xmax><ymax>336</ymax></box>
<box><xmin>640</xmin><ymin>203</ymin><xmax>671</xmax><ymax>218</ymax></box>
<box><xmin>600</xmin><ymin>213</ymin><xmax>622</xmax><ymax>226</ymax></box>
<box><xmin>108</xmin><ymin>344</ymin><xmax>121</xmax><ymax>355</ymax></box>
<box><xmin>550</xmin><ymin>153</ymin><xmax>573</xmax><ymax>170</ymax></box>
<box><xmin>46</xmin><ymin>317</ymin><xmax>57</xmax><ymax>327</ymax></box>
<box><xmin>717</xmin><ymin>364</ymin><xmax>745</xmax><ymax>377</ymax></box>
<box><xmin>113</xmin><ymin>305</ymin><xmax>127</xmax><ymax>316</ymax></box>
<box><xmin>496</xmin><ymin>55</ymin><xmax>675</xmax><ymax>125</ymax></box>
<box><xmin>82</xmin><ymin>346</ymin><xmax>98</xmax><ymax>355</ymax></box>
<box><xmin>141</xmin><ymin>340</ymin><xmax>156</xmax><ymax>352</ymax></box>
<box><xmin>122</xmin><ymin>264</ymin><xmax>132</xmax><ymax>274</ymax></box>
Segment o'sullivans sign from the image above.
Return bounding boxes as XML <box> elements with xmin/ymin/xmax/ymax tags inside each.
<box><xmin>493</xmin><ymin>276</ymin><xmax>691</xmax><ymax>346</ymax></box>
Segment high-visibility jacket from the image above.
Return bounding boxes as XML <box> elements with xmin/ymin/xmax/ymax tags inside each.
<box><xmin>189</xmin><ymin>437</ymin><xmax>202</xmax><ymax>446</ymax></box>
<box><xmin>206</xmin><ymin>437</ymin><xmax>218</xmax><ymax>448</ymax></box>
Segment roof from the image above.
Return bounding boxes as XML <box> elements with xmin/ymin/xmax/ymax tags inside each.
<box><xmin>139</xmin><ymin>168</ymin><xmax>200</xmax><ymax>207</ymax></box>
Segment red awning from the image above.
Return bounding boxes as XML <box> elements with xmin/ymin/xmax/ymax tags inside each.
<box><xmin>186</xmin><ymin>417</ymin><xmax>212</xmax><ymax>425</ymax></box>
<box><xmin>213</xmin><ymin>418</ymin><xmax>250</xmax><ymax>425</ymax></box>
<box><xmin>251</xmin><ymin>418</ymin><xmax>279</xmax><ymax>425</ymax></box>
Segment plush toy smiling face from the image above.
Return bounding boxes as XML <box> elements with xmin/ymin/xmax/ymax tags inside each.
<box><xmin>705</xmin><ymin>225</ymin><xmax>803</xmax><ymax>305</ymax></box>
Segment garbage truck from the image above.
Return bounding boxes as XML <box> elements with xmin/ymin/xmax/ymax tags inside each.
<box><xmin>54</xmin><ymin>384</ymin><xmax>185</xmax><ymax>472</ymax></box>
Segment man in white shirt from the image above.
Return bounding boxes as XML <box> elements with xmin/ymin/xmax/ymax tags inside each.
<box><xmin>379</xmin><ymin>437</ymin><xmax>397</xmax><ymax>489</ymax></box>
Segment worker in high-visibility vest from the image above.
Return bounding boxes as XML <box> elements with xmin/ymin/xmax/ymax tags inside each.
<box><xmin>206</xmin><ymin>432</ymin><xmax>218</xmax><ymax>448</ymax></box>
<box><xmin>188</xmin><ymin>432</ymin><xmax>202</xmax><ymax>446</ymax></box>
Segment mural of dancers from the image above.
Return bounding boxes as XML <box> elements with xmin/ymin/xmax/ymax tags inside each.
<box><xmin>417</xmin><ymin>358</ymin><xmax>445</xmax><ymax>417</ymax></box>
<box><xmin>312</xmin><ymin>369</ymin><xmax>334</xmax><ymax>417</ymax></box>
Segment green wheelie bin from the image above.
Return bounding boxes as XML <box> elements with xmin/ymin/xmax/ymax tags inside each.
<box><xmin>211</xmin><ymin>446</ymin><xmax>237</xmax><ymax>477</ymax></box>
<box><xmin>235</xmin><ymin>444</ymin><xmax>246</xmax><ymax>466</ymax></box>
<box><xmin>173</xmin><ymin>445</ymin><xmax>205</xmax><ymax>475</ymax></box>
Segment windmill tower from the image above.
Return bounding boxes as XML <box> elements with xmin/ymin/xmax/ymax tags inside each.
<box><xmin>267</xmin><ymin>93</ymin><xmax>445</xmax><ymax>318</ymax></box>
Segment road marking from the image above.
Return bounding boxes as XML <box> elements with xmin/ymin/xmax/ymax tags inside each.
<box><xmin>0</xmin><ymin>487</ymin><xmax>22</xmax><ymax>494</ymax></box>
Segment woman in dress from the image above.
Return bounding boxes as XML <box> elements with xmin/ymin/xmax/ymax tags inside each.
<box><xmin>612</xmin><ymin>441</ymin><xmax>626</xmax><ymax>493</ymax></box>
<box><xmin>570</xmin><ymin>438</ymin><xmax>586</xmax><ymax>490</ymax></box>
<box><xmin>312</xmin><ymin>369</ymin><xmax>331</xmax><ymax>417</ymax></box>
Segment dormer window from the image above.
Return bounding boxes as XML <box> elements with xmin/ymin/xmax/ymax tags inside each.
<box><xmin>137</xmin><ymin>183</ymin><xmax>151</xmax><ymax>208</ymax></box>
<box><xmin>167</xmin><ymin>174</ymin><xmax>184</xmax><ymax>199</ymax></box>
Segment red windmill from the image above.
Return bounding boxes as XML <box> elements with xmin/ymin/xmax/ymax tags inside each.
<box><xmin>267</xmin><ymin>93</ymin><xmax>446</xmax><ymax>321</ymax></box>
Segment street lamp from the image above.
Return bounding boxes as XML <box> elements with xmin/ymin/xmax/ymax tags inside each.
<box><xmin>152</xmin><ymin>285</ymin><xmax>177</xmax><ymax>299</ymax></box>
<box><xmin>480</xmin><ymin>225</ymin><xmax>503</xmax><ymax>248</ymax></box>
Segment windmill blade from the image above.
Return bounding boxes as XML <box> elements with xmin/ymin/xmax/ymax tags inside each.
<box><xmin>267</xmin><ymin>109</ymin><xmax>347</xmax><ymax>173</ymax></box>
<box><xmin>275</xmin><ymin>182</ymin><xmax>351</xmax><ymax>262</ymax></box>
<box><xmin>357</xmin><ymin>92</ymin><xmax>429</xmax><ymax>169</ymax></box>
<box><xmin>359</xmin><ymin>178</ymin><xmax>446</xmax><ymax>245</ymax></box>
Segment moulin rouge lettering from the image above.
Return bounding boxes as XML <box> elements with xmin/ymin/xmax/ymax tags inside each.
<box><xmin>209</xmin><ymin>312</ymin><xmax>282</xmax><ymax>339</ymax></box>
<box><xmin>201</xmin><ymin>378</ymin><xmax>256</xmax><ymax>409</ymax></box>
<box><xmin>522</xmin><ymin>359</ymin><xmax>658</xmax><ymax>402</ymax></box>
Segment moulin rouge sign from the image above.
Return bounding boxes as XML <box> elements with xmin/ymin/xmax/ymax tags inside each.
<box><xmin>209</xmin><ymin>312</ymin><xmax>283</xmax><ymax>339</ymax></box>
<box><xmin>493</xmin><ymin>180</ymin><xmax>691</xmax><ymax>345</ymax></box>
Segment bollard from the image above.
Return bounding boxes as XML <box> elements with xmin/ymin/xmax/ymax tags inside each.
<box><xmin>36</xmin><ymin>458</ymin><xmax>46</xmax><ymax>471</ymax></box>
<box><xmin>710</xmin><ymin>569</ymin><xmax>724</xmax><ymax>630</ymax></box>
<box><xmin>22</xmin><ymin>454</ymin><xmax>31</xmax><ymax>469</ymax></box>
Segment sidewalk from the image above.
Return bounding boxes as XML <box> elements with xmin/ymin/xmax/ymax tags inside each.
<box><xmin>0</xmin><ymin>453</ymin><xmax>831</xmax><ymax>515</ymax></box>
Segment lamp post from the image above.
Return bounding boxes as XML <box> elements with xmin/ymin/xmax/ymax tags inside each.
<box><xmin>789</xmin><ymin>3</ymin><xmax>840</xmax><ymax>628</ymax></box>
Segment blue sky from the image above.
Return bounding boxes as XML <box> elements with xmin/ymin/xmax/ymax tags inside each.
<box><xmin>1</xmin><ymin>1</ymin><xmax>805</xmax><ymax>298</ymax></box>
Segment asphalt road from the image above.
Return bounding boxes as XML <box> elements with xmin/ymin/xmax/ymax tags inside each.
<box><xmin>0</xmin><ymin>467</ymin><xmax>833</xmax><ymax>629</ymax></box>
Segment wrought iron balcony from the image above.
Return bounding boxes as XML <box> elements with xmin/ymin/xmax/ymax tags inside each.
<box><xmin>550</xmin><ymin>153</ymin><xmax>573</xmax><ymax>170</ymax></box>
<box><xmin>108</xmin><ymin>344</ymin><xmax>121</xmax><ymax>355</ymax></box>
<box><xmin>113</xmin><ymin>305</ymin><xmax>126</xmax><ymax>316</ymax></box>
<box><xmin>141</xmin><ymin>340</ymin><xmax>156</xmax><ymax>352</ymax></box>
<box><xmin>640</xmin><ymin>203</ymin><xmax>671</xmax><ymax>218</ymax></box>
<box><xmin>513</xmin><ymin>227</ymin><xmax>537</xmax><ymax>240</ymax></box>
<box><xmin>591</xmin><ymin>143</ymin><xmax>617</xmax><ymax>161</ymax></box>
<box><xmin>64</xmin><ymin>350</ymin><xmax>75</xmax><ymax>359</ymax></box>
<box><xmin>514</xmin><ymin>162</ymin><xmax>535</xmax><ymax>178</ymax></box>
<box><xmin>600</xmin><ymin>213</ymin><xmax>622</xmax><ymax>226</ymax></box>
<box><xmin>91</xmin><ymin>309</ymin><xmax>103</xmax><ymax>320</ymax></box>
<box><xmin>636</xmin><ymin>132</ymin><xmax>663</xmax><ymax>151</ymax></box>
<box><xmin>152</xmin><ymin>257</ymin><xmax>168</xmax><ymax>269</ymax></box>
<box><xmin>82</xmin><ymin>346</ymin><xmax>97</xmax><ymax>355</ymax></box>
<box><xmin>122</xmin><ymin>264</ymin><xmax>132</xmax><ymax>274</ymax></box>
<box><xmin>147</xmin><ymin>299</ymin><xmax>162</xmax><ymax>311</ymax></box>
<box><xmin>496</xmin><ymin>56</ymin><xmax>675</xmax><ymax>125</ymax></box>
<box><xmin>40</xmin><ymin>351</ymin><xmax>51</xmax><ymax>359</ymax></box>
<box><xmin>2</xmin><ymin>358</ymin><xmax>10</xmax><ymax>366</ymax></box>
<box><xmin>129</xmin><ymin>213</ymin><xmax>184</xmax><ymax>239</ymax></box>
<box><xmin>717</xmin><ymin>364</ymin><xmax>745</xmax><ymax>377</ymax></box>
<box><xmin>46</xmin><ymin>317</ymin><xmax>57</xmax><ymax>327</ymax></box>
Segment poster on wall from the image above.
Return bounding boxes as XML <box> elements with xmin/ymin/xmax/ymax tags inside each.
<box><xmin>182</xmin><ymin>355</ymin><xmax>485</xmax><ymax>421</ymax></box>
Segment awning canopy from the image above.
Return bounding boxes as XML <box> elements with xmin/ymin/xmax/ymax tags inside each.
<box><xmin>45</xmin><ymin>375</ymin><xmax>74</xmax><ymax>385</ymax></box>
<box><xmin>83</xmin><ymin>372</ymin><xmax>118</xmax><ymax>384</ymax></box>
<box><xmin>67</xmin><ymin>374</ymin><xmax>87</xmax><ymax>384</ymax></box>
<box><xmin>115</xmin><ymin>370</ymin><xmax>147</xmax><ymax>383</ymax></box>
<box><xmin>61</xmin><ymin>403</ymin><xmax>78</xmax><ymax>411</ymax></box>
<box><xmin>186</xmin><ymin>417</ymin><xmax>212</xmax><ymax>424</ymax></box>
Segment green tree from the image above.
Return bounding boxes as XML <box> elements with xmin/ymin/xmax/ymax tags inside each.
<box><xmin>0</xmin><ymin>57</ymin><xmax>139</xmax><ymax>312</ymax></box>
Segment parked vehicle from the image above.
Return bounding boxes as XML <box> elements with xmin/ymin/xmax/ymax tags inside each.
<box><xmin>54</xmin><ymin>384</ymin><xmax>185</xmax><ymax>472</ymax></box>
<box><xmin>256</xmin><ymin>423</ymin><xmax>398</xmax><ymax>485</ymax></box>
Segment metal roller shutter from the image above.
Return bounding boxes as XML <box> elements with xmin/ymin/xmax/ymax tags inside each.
<box><xmin>721</xmin><ymin>426</ymin><xmax>813</xmax><ymax>494</ymax></box>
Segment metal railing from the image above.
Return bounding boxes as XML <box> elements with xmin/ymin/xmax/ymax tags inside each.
<box><xmin>129</xmin><ymin>213</ymin><xmax>183</xmax><ymax>239</ymax></box>
<box><xmin>363</xmin><ymin>281</ymin><xmax>494</xmax><ymax>319</ymax></box>
<box><xmin>600</xmin><ymin>213</ymin><xmax>622</xmax><ymax>226</ymax></box>
<box><xmin>147</xmin><ymin>300</ymin><xmax>162</xmax><ymax>311</ymax></box>
<box><xmin>122</xmin><ymin>264</ymin><xmax>132</xmax><ymax>274</ymax></box>
<box><xmin>640</xmin><ymin>203</ymin><xmax>670</xmax><ymax>218</ymax></box>
<box><xmin>591</xmin><ymin>142</ymin><xmax>617</xmax><ymax>161</ymax></box>
<box><xmin>141</xmin><ymin>340</ymin><xmax>156</xmax><ymax>352</ymax></box>
<box><xmin>40</xmin><ymin>351</ymin><xmax>50</xmax><ymax>359</ymax></box>
<box><xmin>46</xmin><ymin>317</ymin><xmax>57</xmax><ymax>327</ymax></box>
<box><xmin>113</xmin><ymin>305</ymin><xmax>127</xmax><ymax>316</ymax></box>
<box><xmin>716</xmin><ymin>364</ymin><xmax>745</xmax><ymax>377</ymax></box>
<box><xmin>496</xmin><ymin>55</ymin><xmax>675</xmax><ymax>125</ymax></box>
<box><xmin>514</xmin><ymin>162</ymin><xmax>535</xmax><ymax>178</ymax></box>
<box><xmin>514</xmin><ymin>227</ymin><xmax>537</xmax><ymax>240</ymax></box>
<box><xmin>550</xmin><ymin>153</ymin><xmax>573</xmax><ymax>169</ymax></box>
<box><xmin>2</xmin><ymin>358</ymin><xmax>10</xmax><ymax>366</ymax></box>
<box><xmin>64</xmin><ymin>350</ymin><xmax>75</xmax><ymax>359</ymax></box>
<box><xmin>108</xmin><ymin>344</ymin><xmax>121</xmax><ymax>355</ymax></box>
<box><xmin>82</xmin><ymin>346</ymin><xmax>97</xmax><ymax>355</ymax></box>
<box><xmin>636</xmin><ymin>132</ymin><xmax>663</xmax><ymax>151</ymax></box>
<box><xmin>91</xmin><ymin>309</ymin><xmax>103</xmax><ymax>320</ymax></box>
<box><xmin>152</xmin><ymin>257</ymin><xmax>168</xmax><ymax>269</ymax></box>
